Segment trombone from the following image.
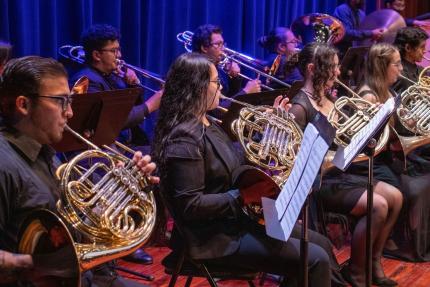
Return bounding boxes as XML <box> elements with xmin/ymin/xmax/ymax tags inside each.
<box><xmin>58</xmin><ymin>45</ymin><xmax>164</xmax><ymax>93</ymax></box>
<box><xmin>176</xmin><ymin>31</ymin><xmax>292</xmax><ymax>91</ymax></box>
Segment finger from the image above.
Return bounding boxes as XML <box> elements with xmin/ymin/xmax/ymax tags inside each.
<box><xmin>140</xmin><ymin>162</ymin><xmax>156</xmax><ymax>174</ymax></box>
<box><xmin>273</xmin><ymin>95</ymin><xmax>283</xmax><ymax>108</ymax></box>
<box><xmin>137</xmin><ymin>154</ymin><xmax>152</xmax><ymax>168</ymax></box>
<box><xmin>148</xmin><ymin>176</ymin><xmax>160</xmax><ymax>184</ymax></box>
<box><xmin>132</xmin><ymin>151</ymin><xmax>143</xmax><ymax>163</ymax></box>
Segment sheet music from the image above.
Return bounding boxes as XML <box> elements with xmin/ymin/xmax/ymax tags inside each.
<box><xmin>332</xmin><ymin>97</ymin><xmax>395</xmax><ymax>171</ymax></box>
<box><xmin>265</xmin><ymin>121</ymin><xmax>330</xmax><ymax>241</ymax></box>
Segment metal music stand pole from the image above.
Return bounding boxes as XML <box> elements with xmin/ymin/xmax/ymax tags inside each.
<box><xmin>364</xmin><ymin>138</ymin><xmax>377</xmax><ymax>287</ymax></box>
<box><xmin>300</xmin><ymin>195</ymin><xmax>310</xmax><ymax>287</ymax></box>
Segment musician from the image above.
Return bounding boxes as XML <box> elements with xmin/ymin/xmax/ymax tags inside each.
<box><xmin>70</xmin><ymin>24</ymin><xmax>158</xmax><ymax>264</ymax></box>
<box><xmin>257</xmin><ymin>27</ymin><xmax>303</xmax><ymax>88</ymax></box>
<box><xmin>385</xmin><ymin>27</ymin><xmax>430</xmax><ymax>261</ymax></box>
<box><xmin>289</xmin><ymin>43</ymin><xmax>402</xmax><ymax>287</ymax></box>
<box><xmin>0</xmin><ymin>56</ymin><xmax>158</xmax><ymax>286</ymax></box>
<box><xmin>384</xmin><ymin>0</ymin><xmax>430</xmax><ymax>28</ymax></box>
<box><xmin>191</xmin><ymin>24</ymin><xmax>261</xmax><ymax>98</ymax></box>
<box><xmin>71</xmin><ymin>24</ymin><xmax>161</xmax><ymax>146</ymax></box>
<box><xmin>333</xmin><ymin>0</ymin><xmax>386</xmax><ymax>57</ymax></box>
<box><xmin>152</xmin><ymin>51</ymin><xmax>347</xmax><ymax>287</ymax></box>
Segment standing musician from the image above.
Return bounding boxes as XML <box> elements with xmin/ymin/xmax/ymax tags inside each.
<box><xmin>151</xmin><ymin>51</ymin><xmax>356</xmax><ymax>287</ymax></box>
<box><xmin>288</xmin><ymin>43</ymin><xmax>402</xmax><ymax>287</ymax></box>
<box><xmin>333</xmin><ymin>0</ymin><xmax>386</xmax><ymax>58</ymax></box>
<box><xmin>0</xmin><ymin>56</ymin><xmax>158</xmax><ymax>286</ymax></box>
<box><xmin>257</xmin><ymin>27</ymin><xmax>303</xmax><ymax>88</ymax></box>
<box><xmin>385</xmin><ymin>26</ymin><xmax>430</xmax><ymax>261</ymax></box>
<box><xmin>70</xmin><ymin>24</ymin><xmax>160</xmax><ymax>264</ymax></box>
<box><xmin>191</xmin><ymin>24</ymin><xmax>261</xmax><ymax>98</ymax></box>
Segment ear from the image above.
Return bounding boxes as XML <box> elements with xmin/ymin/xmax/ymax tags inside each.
<box><xmin>201</xmin><ymin>45</ymin><xmax>209</xmax><ymax>54</ymax></box>
<box><xmin>405</xmin><ymin>43</ymin><xmax>412</xmax><ymax>53</ymax></box>
<box><xmin>15</xmin><ymin>96</ymin><xmax>31</xmax><ymax>116</ymax></box>
<box><xmin>92</xmin><ymin>50</ymin><xmax>102</xmax><ymax>62</ymax></box>
<box><xmin>307</xmin><ymin>63</ymin><xmax>315</xmax><ymax>75</ymax></box>
<box><xmin>277</xmin><ymin>43</ymin><xmax>287</xmax><ymax>53</ymax></box>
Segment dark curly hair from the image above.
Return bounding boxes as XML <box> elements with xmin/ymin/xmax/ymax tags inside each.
<box><xmin>191</xmin><ymin>24</ymin><xmax>222</xmax><ymax>52</ymax></box>
<box><xmin>258</xmin><ymin>27</ymin><xmax>290</xmax><ymax>53</ymax></box>
<box><xmin>81</xmin><ymin>24</ymin><xmax>121</xmax><ymax>64</ymax></box>
<box><xmin>0</xmin><ymin>56</ymin><xmax>67</xmax><ymax>123</ymax></box>
<box><xmin>297</xmin><ymin>42</ymin><xmax>338</xmax><ymax>106</ymax></box>
<box><xmin>394</xmin><ymin>27</ymin><xmax>429</xmax><ymax>58</ymax></box>
<box><xmin>152</xmin><ymin>53</ymin><xmax>212</xmax><ymax>175</ymax></box>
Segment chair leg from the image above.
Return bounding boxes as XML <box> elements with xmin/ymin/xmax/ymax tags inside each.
<box><xmin>168</xmin><ymin>251</ymin><xmax>186</xmax><ymax>287</ymax></box>
<box><xmin>198</xmin><ymin>263</ymin><xmax>218</xmax><ymax>287</ymax></box>
<box><xmin>184</xmin><ymin>276</ymin><xmax>193</xmax><ymax>287</ymax></box>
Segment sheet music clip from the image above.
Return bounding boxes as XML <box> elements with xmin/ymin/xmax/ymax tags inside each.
<box><xmin>262</xmin><ymin>112</ymin><xmax>335</xmax><ymax>242</ymax></box>
<box><xmin>53</xmin><ymin>88</ymin><xmax>141</xmax><ymax>152</ymax></box>
<box><xmin>332</xmin><ymin>94</ymin><xmax>401</xmax><ymax>171</ymax></box>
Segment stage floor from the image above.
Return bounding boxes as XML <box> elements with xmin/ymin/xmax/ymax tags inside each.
<box><xmin>117</xmin><ymin>245</ymin><xmax>430</xmax><ymax>287</ymax></box>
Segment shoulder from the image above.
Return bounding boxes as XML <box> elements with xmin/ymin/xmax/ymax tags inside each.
<box><xmin>334</xmin><ymin>4</ymin><xmax>350</xmax><ymax>15</ymax></box>
<box><xmin>165</xmin><ymin>119</ymin><xmax>206</xmax><ymax>159</ymax></box>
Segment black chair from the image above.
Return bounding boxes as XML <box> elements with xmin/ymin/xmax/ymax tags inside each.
<box><xmin>158</xmin><ymin>188</ymin><xmax>258</xmax><ymax>287</ymax></box>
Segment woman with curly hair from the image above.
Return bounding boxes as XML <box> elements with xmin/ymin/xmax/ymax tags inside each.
<box><xmin>289</xmin><ymin>42</ymin><xmax>403</xmax><ymax>287</ymax></box>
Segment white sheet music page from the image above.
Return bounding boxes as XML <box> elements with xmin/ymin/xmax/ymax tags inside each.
<box><xmin>332</xmin><ymin>97</ymin><xmax>395</xmax><ymax>171</ymax></box>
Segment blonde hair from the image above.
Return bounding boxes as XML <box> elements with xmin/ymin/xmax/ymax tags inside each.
<box><xmin>365</xmin><ymin>43</ymin><xmax>398</xmax><ymax>103</ymax></box>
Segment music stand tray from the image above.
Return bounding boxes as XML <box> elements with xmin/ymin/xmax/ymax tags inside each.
<box><xmin>54</xmin><ymin>88</ymin><xmax>141</xmax><ymax>152</ymax></box>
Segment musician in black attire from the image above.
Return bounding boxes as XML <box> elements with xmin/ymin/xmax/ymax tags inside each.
<box><xmin>0</xmin><ymin>56</ymin><xmax>158</xmax><ymax>286</ymax></box>
<box><xmin>386</xmin><ymin>26</ymin><xmax>430</xmax><ymax>261</ymax></box>
<box><xmin>70</xmin><ymin>24</ymin><xmax>159</xmax><ymax>263</ymax></box>
<box><xmin>257</xmin><ymin>27</ymin><xmax>303</xmax><ymax>88</ymax></box>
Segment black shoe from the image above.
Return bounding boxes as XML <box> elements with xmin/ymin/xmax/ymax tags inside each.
<box><xmin>340</xmin><ymin>265</ymin><xmax>360</xmax><ymax>287</ymax></box>
<box><xmin>123</xmin><ymin>249</ymin><xmax>153</xmax><ymax>265</ymax></box>
<box><xmin>372</xmin><ymin>276</ymin><xmax>398</xmax><ymax>287</ymax></box>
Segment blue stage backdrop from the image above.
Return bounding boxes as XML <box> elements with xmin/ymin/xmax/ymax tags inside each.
<box><xmin>0</xmin><ymin>0</ymin><xmax>377</xmax><ymax>135</ymax></box>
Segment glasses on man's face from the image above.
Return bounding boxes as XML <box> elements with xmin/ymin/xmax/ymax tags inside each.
<box><xmin>210</xmin><ymin>41</ymin><xmax>225</xmax><ymax>49</ymax></box>
<box><xmin>99</xmin><ymin>47</ymin><xmax>121</xmax><ymax>55</ymax></box>
<box><xmin>210</xmin><ymin>79</ymin><xmax>222</xmax><ymax>90</ymax></box>
<box><xmin>34</xmin><ymin>94</ymin><xmax>74</xmax><ymax>112</ymax></box>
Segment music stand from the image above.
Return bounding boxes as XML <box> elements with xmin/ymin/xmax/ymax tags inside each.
<box><xmin>53</xmin><ymin>88</ymin><xmax>155</xmax><ymax>281</ymax></box>
<box><xmin>54</xmin><ymin>88</ymin><xmax>141</xmax><ymax>152</ymax></box>
<box><xmin>339</xmin><ymin>46</ymin><xmax>369</xmax><ymax>91</ymax></box>
<box><xmin>220</xmin><ymin>88</ymin><xmax>290</xmax><ymax>140</ymax></box>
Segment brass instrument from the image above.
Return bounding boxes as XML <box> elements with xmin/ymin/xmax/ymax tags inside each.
<box><xmin>321</xmin><ymin>79</ymin><xmax>390</xmax><ymax>174</ymax></box>
<box><xmin>176</xmin><ymin>31</ymin><xmax>291</xmax><ymax>90</ymax></box>
<box><xmin>291</xmin><ymin>13</ymin><xmax>345</xmax><ymax>45</ymax></box>
<box><xmin>59</xmin><ymin>45</ymin><xmax>164</xmax><ymax>93</ymax></box>
<box><xmin>394</xmin><ymin>66</ymin><xmax>430</xmax><ymax>160</ymax></box>
<box><xmin>18</xmin><ymin>79</ymin><xmax>157</xmax><ymax>286</ymax></box>
<box><xmin>219</xmin><ymin>95</ymin><xmax>303</xmax><ymax>222</ymax></box>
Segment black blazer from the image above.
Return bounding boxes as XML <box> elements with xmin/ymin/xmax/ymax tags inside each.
<box><xmin>161</xmin><ymin>118</ymin><xmax>248</xmax><ymax>259</ymax></box>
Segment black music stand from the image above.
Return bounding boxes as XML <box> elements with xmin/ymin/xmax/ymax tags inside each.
<box><xmin>220</xmin><ymin>88</ymin><xmax>290</xmax><ymax>140</ymax></box>
<box><xmin>54</xmin><ymin>88</ymin><xmax>155</xmax><ymax>281</ymax></box>
<box><xmin>339</xmin><ymin>46</ymin><xmax>369</xmax><ymax>91</ymax></box>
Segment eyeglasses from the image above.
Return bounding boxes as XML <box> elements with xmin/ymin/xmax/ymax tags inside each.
<box><xmin>210</xmin><ymin>41</ymin><xmax>226</xmax><ymax>49</ymax></box>
<box><xmin>99</xmin><ymin>47</ymin><xmax>121</xmax><ymax>55</ymax></box>
<box><xmin>34</xmin><ymin>94</ymin><xmax>73</xmax><ymax>111</ymax></box>
<box><xmin>210</xmin><ymin>79</ymin><xmax>222</xmax><ymax>90</ymax></box>
<box><xmin>285</xmin><ymin>39</ymin><xmax>301</xmax><ymax>45</ymax></box>
<box><xmin>390</xmin><ymin>62</ymin><xmax>403</xmax><ymax>68</ymax></box>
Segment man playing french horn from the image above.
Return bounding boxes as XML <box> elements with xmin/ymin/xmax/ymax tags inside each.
<box><xmin>0</xmin><ymin>56</ymin><xmax>158</xmax><ymax>287</ymax></box>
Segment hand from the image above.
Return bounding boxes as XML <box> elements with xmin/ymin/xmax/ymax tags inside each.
<box><xmin>243</xmin><ymin>79</ymin><xmax>261</xmax><ymax>94</ymax></box>
<box><xmin>371</xmin><ymin>28</ymin><xmax>386</xmax><ymax>41</ymax></box>
<box><xmin>225</xmin><ymin>61</ymin><xmax>241</xmax><ymax>77</ymax></box>
<box><xmin>0</xmin><ymin>250</ymin><xmax>33</xmax><ymax>283</ymax></box>
<box><xmin>132</xmin><ymin>152</ymin><xmax>160</xmax><ymax>184</ymax></box>
<box><xmin>123</xmin><ymin>68</ymin><xmax>141</xmax><ymax>86</ymax></box>
<box><xmin>413</xmin><ymin>20</ymin><xmax>430</xmax><ymax>28</ymax></box>
<box><xmin>273</xmin><ymin>95</ymin><xmax>291</xmax><ymax>111</ymax></box>
<box><xmin>145</xmin><ymin>89</ymin><xmax>163</xmax><ymax>114</ymax></box>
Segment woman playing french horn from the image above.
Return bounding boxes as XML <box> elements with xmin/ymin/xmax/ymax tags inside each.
<box><xmin>288</xmin><ymin>42</ymin><xmax>403</xmax><ymax>287</ymax></box>
<box><xmin>152</xmin><ymin>52</ymin><xmax>341</xmax><ymax>287</ymax></box>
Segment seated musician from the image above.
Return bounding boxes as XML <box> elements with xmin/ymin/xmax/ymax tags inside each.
<box><xmin>71</xmin><ymin>24</ymin><xmax>161</xmax><ymax>145</ymax></box>
<box><xmin>289</xmin><ymin>43</ymin><xmax>403</xmax><ymax>287</ymax></box>
<box><xmin>70</xmin><ymin>24</ymin><xmax>159</xmax><ymax>263</ymax></box>
<box><xmin>0</xmin><ymin>56</ymin><xmax>158</xmax><ymax>286</ymax></box>
<box><xmin>151</xmin><ymin>51</ymin><xmax>355</xmax><ymax>287</ymax></box>
<box><xmin>384</xmin><ymin>0</ymin><xmax>430</xmax><ymax>28</ymax></box>
<box><xmin>191</xmin><ymin>24</ymin><xmax>261</xmax><ymax>98</ymax></box>
<box><xmin>386</xmin><ymin>26</ymin><xmax>430</xmax><ymax>261</ymax></box>
<box><xmin>333</xmin><ymin>0</ymin><xmax>385</xmax><ymax>58</ymax></box>
<box><xmin>257</xmin><ymin>27</ymin><xmax>303</xmax><ymax>88</ymax></box>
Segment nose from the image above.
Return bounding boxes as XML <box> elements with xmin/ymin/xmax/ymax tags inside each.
<box><xmin>64</xmin><ymin>103</ymin><xmax>73</xmax><ymax>119</ymax></box>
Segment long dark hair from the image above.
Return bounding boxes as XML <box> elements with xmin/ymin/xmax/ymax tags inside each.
<box><xmin>297</xmin><ymin>42</ymin><xmax>338</xmax><ymax>106</ymax></box>
<box><xmin>152</xmin><ymin>52</ymin><xmax>212</xmax><ymax>174</ymax></box>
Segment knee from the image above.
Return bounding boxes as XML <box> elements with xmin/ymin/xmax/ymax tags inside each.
<box><xmin>308</xmin><ymin>243</ymin><xmax>330</xmax><ymax>271</ymax></box>
<box><xmin>372</xmin><ymin>197</ymin><xmax>389</xmax><ymax>220</ymax></box>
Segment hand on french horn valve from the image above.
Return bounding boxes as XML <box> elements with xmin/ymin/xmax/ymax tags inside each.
<box><xmin>273</xmin><ymin>95</ymin><xmax>292</xmax><ymax>112</ymax></box>
<box><xmin>116</xmin><ymin>152</ymin><xmax>160</xmax><ymax>184</ymax></box>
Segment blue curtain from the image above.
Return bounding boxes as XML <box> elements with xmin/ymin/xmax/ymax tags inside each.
<box><xmin>0</xmin><ymin>0</ymin><xmax>376</xmax><ymax>135</ymax></box>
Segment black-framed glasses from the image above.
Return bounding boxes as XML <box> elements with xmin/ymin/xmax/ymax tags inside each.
<box><xmin>210</xmin><ymin>79</ymin><xmax>222</xmax><ymax>90</ymax></box>
<box><xmin>99</xmin><ymin>47</ymin><xmax>121</xmax><ymax>55</ymax></box>
<box><xmin>210</xmin><ymin>41</ymin><xmax>225</xmax><ymax>49</ymax></box>
<box><xmin>34</xmin><ymin>94</ymin><xmax>73</xmax><ymax>111</ymax></box>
